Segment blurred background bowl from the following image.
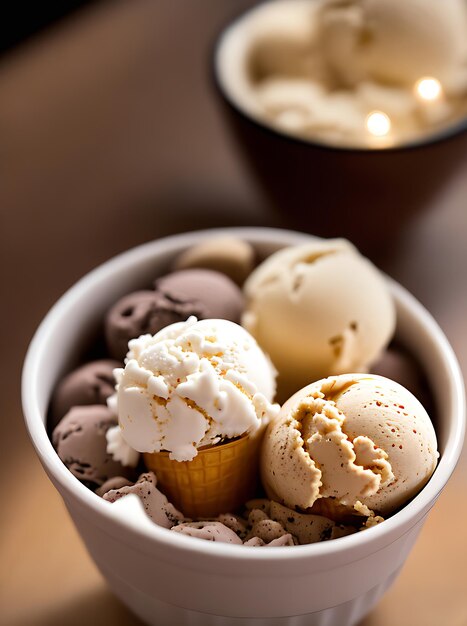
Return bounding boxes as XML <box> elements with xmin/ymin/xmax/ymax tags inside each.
<box><xmin>213</xmin><ymin>4</ymin><xmax>467</xmax><ymax>261</ymax></box>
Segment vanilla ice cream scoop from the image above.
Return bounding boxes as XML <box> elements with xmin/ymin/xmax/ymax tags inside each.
<box><xmin>243</xmin><ymin>240</ymin><xmax>395</xmax><ymax>399</ymax></box>
<box><xmin>319</xmin><ymin>0</ymin><xmax>467</xmax><ymax>88</ymax></box>
<box><xmin>262</xmin><ymin>374</ymin><xmax>438</xmax><ymax>517</ymax></box>
<box><xmin>115</xmin><ymin>317</ymin><xmax>278</xmax><ymax>462</ymax></box>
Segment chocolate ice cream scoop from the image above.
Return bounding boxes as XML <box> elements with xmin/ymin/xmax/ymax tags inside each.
<box><xmin>50</xmin><ymin>359</ymin><xmax>120</xmax><ymax>430</ymax></box>
<box><xmin>105</xmin><ymin>270</ymin><xmax>244</xmax><ymax>360</ymax></box>
<box><xmin>103</xmin><ymin>472</ymin><xmax>183</xmax><ymax>529</ymax></box>
<box><xmin>95</xmin><ymin>476</ymin><xmax>133</xmax><ymax>497</ymax></box>
<box><xmin>52</xmin><ymin>405</ymin><xmax>134</xmax><ymax>489</ymax></box>
<box><xmin>105</xmin><ymin>290</ymin><xmax>194</xmax><ymax>361</ymax></box>
<box><xmin>155</xmin><ymin>269</ymin><xmax>244</xmax><ymax>324</ymax></box>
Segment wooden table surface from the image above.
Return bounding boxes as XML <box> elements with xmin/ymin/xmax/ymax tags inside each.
<box><xmin>1</xmin><ymin>2</ymin><xmax>466</xmax><ymax>625</ymax></box>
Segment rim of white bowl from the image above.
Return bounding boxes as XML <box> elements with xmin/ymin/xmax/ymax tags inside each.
<box><xmin>22</xmin><ymin>227</ymin><xmax>465</xmax><ymax>564</ymax></box>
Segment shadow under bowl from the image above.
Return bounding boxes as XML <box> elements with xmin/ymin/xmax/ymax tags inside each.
<box><xmin>212</xmin><ymin>7</ymin><xmax>467</xmax><ymax>261</ymax></box>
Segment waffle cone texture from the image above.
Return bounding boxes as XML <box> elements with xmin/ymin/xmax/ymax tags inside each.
<box><xmin>144</xmin><ymin>434</ymin><xmax>261</xmax><ymax>518</ymax></box>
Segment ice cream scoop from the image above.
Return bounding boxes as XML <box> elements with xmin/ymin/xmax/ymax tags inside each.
<box><xmin>49</xmin><ymin>359</ymin><xmax>121</xmax><ymax>430</ymax></box>
<box><xmin>319</xmin><ymin>0</ymin><xmax>467</xmax><ymax>88</ymax></box>
<box><xmin>172</xmin><ymin>237</ymin><xmax>256</xmax><ymax>286</ymax></box>
<box><xmin>172</xmin><ymin>518</ymin><xmax>295</xmax><ymax>546</ymax></box>
<box><xmin>243</xmin><ymin>240</ymin><xmax>395</xmax><ymax>399</ymax></box>
<box><xmin>261</xmin><ymin>374</ymin><xmax>438</xmax><ymax>517</ymax></box>
<box><xmin>115</xmin><ymin>316</ymin><xmax>278</xmax><ymax>461</ymax></box>
<box><xmin>245</xmin><ymin>499</ymin><xmax>355</xmax><ymax>544</ymax></box>
<box><xmin>155</xmin><ymin>269</ymin><xmax>244</xmax><ymax>322</ymax></box>
<box><xmin>52</xmin><ymin>405</ymin><xmax>135</xmax><ymax>489</ymax></box>
<box><xmin>105</xmin><ymin>270</ymin><xmax>244</xmax><ymax>360</ymax></box>
<box><xmin>113</xmin><ymin>316</ymin><xmax>279</xmax><ymax>517</ymax></box>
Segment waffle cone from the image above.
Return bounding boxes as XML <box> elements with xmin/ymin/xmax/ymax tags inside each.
<box><xmin>143</xmin><ymin>434</ymin><xmax>261</xmax><ymax>518</ymax></box>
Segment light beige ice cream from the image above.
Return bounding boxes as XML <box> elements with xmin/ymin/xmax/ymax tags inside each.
<box><xmin>216</xmin><ymin>0</ymin><xmax>467</xmax><ymax>147</ymax></box>
<box><xmin>261</xmin><ymin>374</ymin><xmax>438</xmax><ymax>517</ymax></box>
<box><xmin>173</xmin><ymin>237</ymin><xmax>256</xmax><ymax>286</ymax></box>
<box><xmin>243</xmin><ymin>240</ymin><xmax>395</xmax><ymax>399</ymax></box>
<box><xmin>114</xmin><ymin>317</ymin><xmax>279</xmax><ymax>462</ymax></box>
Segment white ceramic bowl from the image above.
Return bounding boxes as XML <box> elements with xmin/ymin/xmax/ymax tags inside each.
<box><xmin>22</xmin><ymin>227</ymin><xmax>465</xmax><ymax>626</ymax></box>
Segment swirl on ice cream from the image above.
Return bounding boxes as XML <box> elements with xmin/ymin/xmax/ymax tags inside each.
<box><xmin>216</xmin><ymin>0</ymin><xmax>467</xmax><ymax>147</ymax></box>
<box><xmin>243</xmin><ymin>240</ymin><xmax>395</xmax><ymax>399</ymax></box>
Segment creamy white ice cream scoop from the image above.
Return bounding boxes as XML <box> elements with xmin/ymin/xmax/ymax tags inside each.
<box><xmin>114</xmin><ymin>317</ymin><xmax>279</xmax><ymax>462</ymax></box>
<box><xmin>261</xmin><ymin>374</ymin><xmax>438</xmax><ymax>517</ymax></box>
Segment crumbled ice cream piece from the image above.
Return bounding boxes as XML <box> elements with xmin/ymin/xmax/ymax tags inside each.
<box><xmin>318</xmin><ymin>0</ymin><xmax>467</xmax><ymax>88</ymax></box>
<box><xmin>269</xmin><ymin>502</ymin><xmax>335</xmax><ymax>544</ymax></box>
<box><xmin>355</xmin><ymin>501</ymin><xmax>385</xmax><ymax>528</ymax></box>
<box><xmin>217</xmin><ymin>513</ymin><xmax>248</xmax><ymax>538</ymax></box>
<box><xmin>50</xmin><ymin>359</ymin><xmax>121</xmax><ymax>430</ymax></box>
<box><xmin>246</xmin><ymin>500</ymin><xmax>355</xmax><ymax>544</ymax></box>
<box><xmin>241</xmin><ymin>500</ymin><xmax>357</xmax><ymax>544</ymax></box>
<box><xmin>96</xmin><ymin>476</ymin><xmax>133</xmax><ymax>497</ymax></box>
<box><xmin>115</xmin><ymin>317</ymin><xmax>279</xmax><ymax>461</ymax></box>
<box><xmin>243</xmin><ymin>537</ymin><xmax>264</xmax><ymax>546</ymax></box>
<box><xmin>171</xmin><ymin>521</ymin><xmax>243</xmax><ymax>544</ymax></box>
<box><xmin>364</xmin><ymin>514</ymin><xmax>385</xmax><ymax>529</ymax></box>
<box><xmin>105</xmin><ymin>270</ymin><xmax>244</xmax><ymax>360</ymax></box>
<box><xmin>262</xmin><ymin>374</ymin><xmax>438</xmax><ymax>517</ymax></box>
<box><xmin>106</xmin><ymin>425</ymin><xmax>140</xmax><ymax>467</ymax></box>
<box><xmin>247</xmin><ymin>508</ymin><xmax>270</xmax><ymax>526</ymax></box>
<box><xmin>245</xmin><ymin>518</ymin><xmax>291</xmax><ymax>543</ymax></box>
<box><xmin>244</xmin><ymin>534</ymin><xmax>295</xmax><ymax>547</ymax></box>
<box><xmin>103</xmin><ymin>472</ymin><xmax>184</xmax><ymax>529</ymax></box>
<box><xmin>245</xmin><ymin>499</ymin><xmax>272</xmax><ymax>515</ymax></box>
